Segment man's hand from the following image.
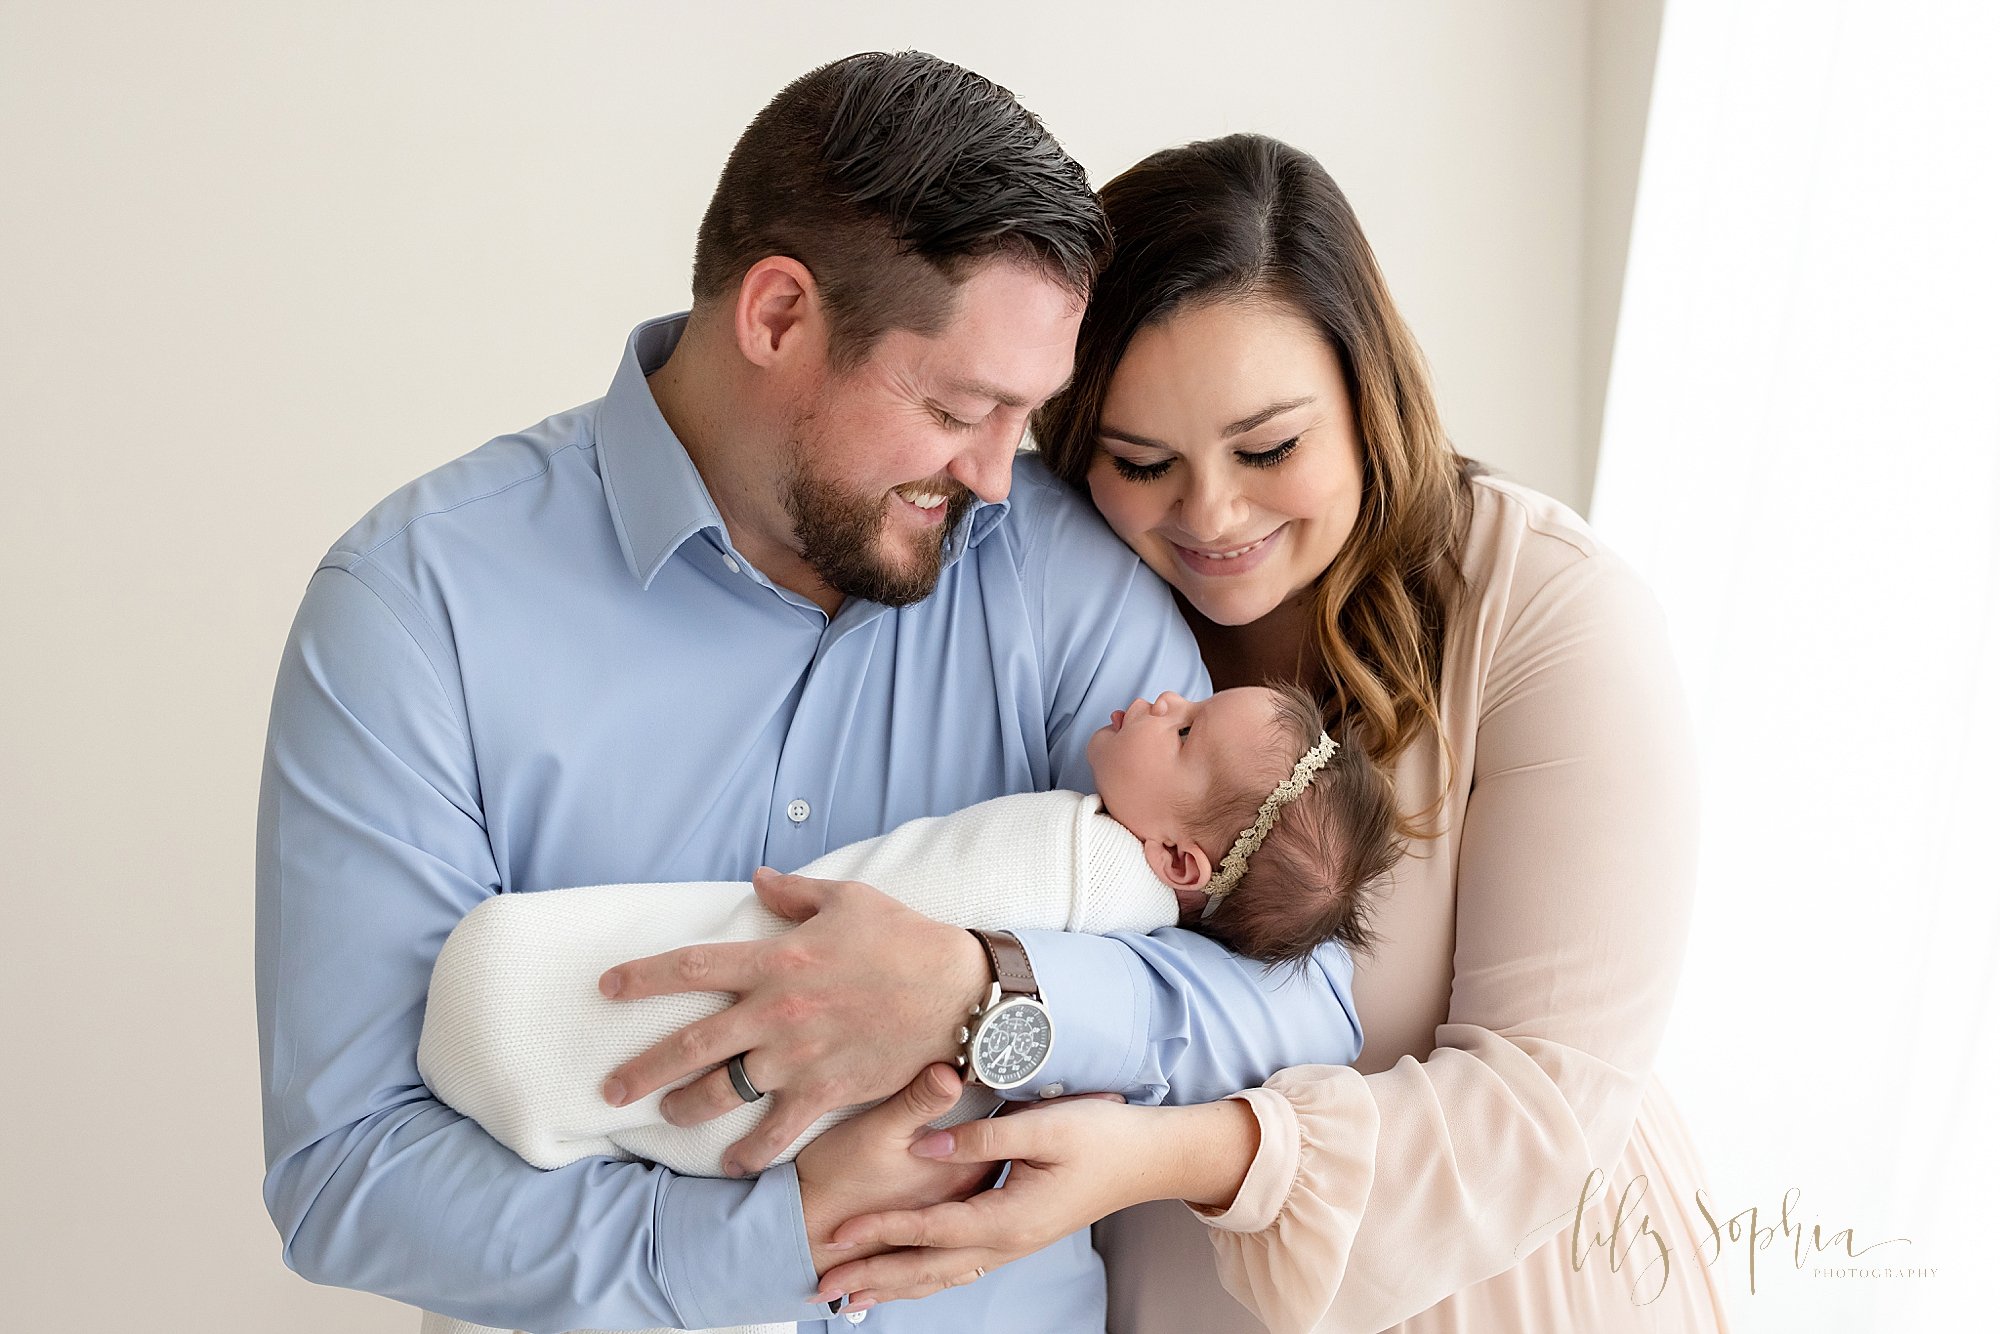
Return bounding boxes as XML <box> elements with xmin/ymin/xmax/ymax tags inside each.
<box><xmin>794</xmin><ymin>1063</ymin><xmax>999</xmax><ymax>1287</ymax></box>
<box><xmin>595</xmin><ymin>868</ymin><xmax>992</xmax><ymax>1174</ymax></box>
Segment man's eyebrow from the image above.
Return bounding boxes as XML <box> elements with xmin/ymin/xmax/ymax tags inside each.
<box><xmin>941</xmin><ymin>376</ymin><xmax>1038</xmax><ymax>410</ymax></box>
<box><xmin>1224</xmin><ymin>396</ymin><xmax>1315</xmax><ymax>437</ymax></box>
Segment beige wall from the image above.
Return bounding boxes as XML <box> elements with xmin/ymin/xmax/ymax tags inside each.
<box><xmin>0</xmin><ymin>3</ymin><xmax>1656</xmax><ymax>1327</ymax></box>
<box><xmin>1584</xmin><ymin>0</ymin><xmax>1667</xmax><ymax>502</ymax></box>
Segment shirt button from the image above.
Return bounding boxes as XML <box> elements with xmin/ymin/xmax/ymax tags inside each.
<box><xmin>786</xmin><ymin>799</ymin><xmax>811</xmax><ymax>824</ymax></box>
<box><xmin>1038</xmin><ymin>1082</ymin><xmax>1065</xmax><ymax>1099</ymax></box>
<box><xmin>722</xmin><ymin>555</ymin><xmax>741</xmax><ymax>574</ymax></box>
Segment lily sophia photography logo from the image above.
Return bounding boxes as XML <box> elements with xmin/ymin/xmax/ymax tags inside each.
<box><xmin>1527</xmin><ymin>1169</ymin><xmax>1929</xmax><ymax>1305</ymax></box>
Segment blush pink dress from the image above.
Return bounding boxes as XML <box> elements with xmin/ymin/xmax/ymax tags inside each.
<box><xmin>1092</xmin><ymin>476</ymin><xmax>1731</xmax><ymax>1333</ymax></box>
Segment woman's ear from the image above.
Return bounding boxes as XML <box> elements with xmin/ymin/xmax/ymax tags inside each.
<box><xmin>1143</xmin><ymin>837</ymin><xmax>1213</xmax><ymax>891</ymax></box>
<box><xmin>732</xmin><ymin>256</ymin><xmax>822</xmax><ymax>369</ymax></box>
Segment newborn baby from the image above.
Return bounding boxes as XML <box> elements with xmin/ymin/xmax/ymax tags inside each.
<box><xmin>417</xmin><ymin>681</ymin><xmax>1399</xmax><ymax>1184</ymax></box>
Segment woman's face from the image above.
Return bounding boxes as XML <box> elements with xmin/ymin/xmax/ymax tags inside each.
<box><xmin>1086</xmin><ymin>298</ymin><xmax>1365</xmax><ymax>627</ymax></box>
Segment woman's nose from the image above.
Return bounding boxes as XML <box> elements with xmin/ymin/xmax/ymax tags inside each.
<box><xmin>1179</xmin><ymin>470</ymin><xmax>1245</xmax><ymax>541</ymax></box>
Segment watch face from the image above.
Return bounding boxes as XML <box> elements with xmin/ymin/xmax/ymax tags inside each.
<box><xmin>973</xmin><ymin>999</ymin><xmax>1053</xmax><ymax>1088</ymax></box>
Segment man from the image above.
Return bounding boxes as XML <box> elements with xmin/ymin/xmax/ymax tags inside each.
<box><xmin>256</xmin><ymin>51</ymin><xmax>1359</xmax><ymax>1332</ymax></box>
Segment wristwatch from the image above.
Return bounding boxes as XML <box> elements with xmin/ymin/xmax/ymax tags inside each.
<box><xmin>955</xmin><ymin>928</ymin><xmax>1054</xmax><ymax>1090</ymax></box>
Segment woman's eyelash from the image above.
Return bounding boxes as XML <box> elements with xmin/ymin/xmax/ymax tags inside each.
<box><xmin>1109</xmin><ymin>454</ymin><xmax>1172</xmax><ymax>482</ymax></box>
<box><xmin>1241</xmin><ymin>437</ymin><xmax>1299</xmax><ymax>468</ymax></box>
<box><xmin>934</xmin><ymin>409</ymin><xmax>979</xmax><ymax>432</ymax></box>
<box><xmin>1105</xmin><ymin>437</ymin><xmax>1300</xmax><ymax>482</ymax></box>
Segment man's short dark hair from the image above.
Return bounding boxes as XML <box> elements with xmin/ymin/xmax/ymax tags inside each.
<box><xmin>691</xmin><ymin>51</ymin><xmax>1110</xmax><ymax>370</ymax></box>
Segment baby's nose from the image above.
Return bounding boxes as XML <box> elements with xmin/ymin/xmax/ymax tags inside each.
<box><xmin>1153</xmin><ymin>691</ymin><xmax>1185</xmax><ymax>714</ymax></box>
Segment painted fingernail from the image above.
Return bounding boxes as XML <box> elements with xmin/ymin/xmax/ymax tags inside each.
<box><xmin>912</xmin><ymin>1131</ymin><xmax>953</xmax><ymax>1158</ymax></box>
<box><xmin>602</xmin><ymin>1077</ymin><xmax>626</xmax><ymax>1106</ymax></box>
<box><xmin>817</xmin><ymin>1287</ymin><xmax>844</xmax><ymax>1303</ymax></box>
<box><xmin>599</xmin><ymin>973</ymin><xmax>621</xmax><ymax>998</ymax></box>
<box><xmin>849</xmin><ymin>1298</ymin><xmax>877</xmax><ymax>1313</ymax></box>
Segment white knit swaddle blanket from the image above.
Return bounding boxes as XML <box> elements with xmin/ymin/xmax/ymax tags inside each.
<box><xmin>415</xmin><ymin>790</ymin><xmax>1175</xmax><ymax>1334</ymax></box>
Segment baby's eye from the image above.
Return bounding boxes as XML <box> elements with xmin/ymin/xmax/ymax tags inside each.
<box><xmin>1177</xmin><ymin>725</ymin><xmax>1191</xmax><ymax>739</ymax></box>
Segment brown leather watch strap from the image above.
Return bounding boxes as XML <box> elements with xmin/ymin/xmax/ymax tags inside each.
<box><xmin>970</xmin><ymin>928</ymin><xmax>1039</xmax><ymax>999</ymax></box>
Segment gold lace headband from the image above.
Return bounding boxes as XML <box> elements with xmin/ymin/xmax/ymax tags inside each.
<box><xmin>1199</xmin><ymin>731</ymin><xmax>1339</xmax><ymax>920</ymax></box>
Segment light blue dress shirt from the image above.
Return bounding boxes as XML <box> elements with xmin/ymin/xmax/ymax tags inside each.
<box><xmin>255</xmin><ymin>315</ymin><xmax>1363</xmax><ymax>1333</ymax></box>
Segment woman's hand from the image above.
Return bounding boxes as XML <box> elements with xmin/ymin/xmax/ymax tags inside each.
<box><xmin>794</xmin><ymin>1064</ymin><xmax>1001</xmax><ymax>1284</ymax></box>
<box><xmin>594</xmin><ymin>868</ymin><xmax>991</xmax><ymax>1175</ymax></box>
<box><xmin>814</xmin><ymin>1093</ymin><xmax>1261</xmax><ymax>1312</ymax></box>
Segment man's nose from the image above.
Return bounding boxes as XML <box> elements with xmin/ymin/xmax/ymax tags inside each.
<box><xmin>946</xmin><ymin>425</ymin><xmax>1019</xmax><ymax>505</ymax></box>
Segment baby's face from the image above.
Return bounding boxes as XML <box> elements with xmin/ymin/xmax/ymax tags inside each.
<box><xmin>1086</xmin><ymin>686</ymin><xmax>1287</xmax><ymax>851</ymax></box>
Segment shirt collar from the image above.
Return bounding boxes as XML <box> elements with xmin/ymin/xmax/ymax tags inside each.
<box><xmin>594</xmin><ymin>313</ymin><xmax>1011</xmax><ymax>590</ymax></box>
<box><xmin>594</xmin><ymin>314</ymin><xmax>725</xmax><ymax>588</ymax></box>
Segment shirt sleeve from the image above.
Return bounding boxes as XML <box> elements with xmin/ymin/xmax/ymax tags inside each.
<box><xmin>1013</xmin><ymin>471</ymin><xmax>1367</xmax><ymax>1105</ymax></box>
<box><xmin>1189</xmin><ymin>551</ymin><xmax>1699</xmax><ymax>1334</ymax></box>
<box><xmin>255</xmin><ymin>563</ymin><xmax>835</xmax><ymax>1331</ymax></box>
<box><xmin>1008</xmin><ymin>928</ymin><xmax>1365</xmax><ymax>1106</ymax></box>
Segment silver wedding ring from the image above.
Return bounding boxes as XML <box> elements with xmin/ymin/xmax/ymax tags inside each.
<box><xmin>727</xmin><ymin>1052</ymin><xmax>764</xmax><ymax>1103</ymax></box>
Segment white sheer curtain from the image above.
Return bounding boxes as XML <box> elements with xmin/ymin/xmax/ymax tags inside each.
<box><xmin>1591</xmin><ymin>2</ymin><xmax>1998</xmax><ymax>1328</ymax></box>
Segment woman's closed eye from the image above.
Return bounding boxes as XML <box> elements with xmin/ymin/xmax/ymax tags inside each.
<box><xmin>1103</xmin><ymin>436</ymin><xmax>1300</xmax><ymax>482</ymax></box>
<box><xmin>1240</xmin><ymin>437</ymin><xmax>1299</xmax><ymax>468</ymax></box>
<box><xmin>1108</xmin><ymin>452</ymin><xmax>1172</xmax><ymax>482</ymax></box>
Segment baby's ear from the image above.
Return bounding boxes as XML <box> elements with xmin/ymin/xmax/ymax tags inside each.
<box><xmin>1143</xmin><ymin>838</ymin><xmax>1213</xmax><ymax>891</ymax></box>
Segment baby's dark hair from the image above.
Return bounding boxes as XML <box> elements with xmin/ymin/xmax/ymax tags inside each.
<box><xmin>1181</xmin><ymin>683</ymin><xmax>1404</xmax><ymax>977</ymax></box>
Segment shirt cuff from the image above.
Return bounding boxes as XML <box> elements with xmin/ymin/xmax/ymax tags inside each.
<box><xmin>1184</xmin><ymin>1087</ymin><xmax>1297</xmax><ymax>1234</ymax></box>
<box><xmin>1008</xmin><ymin>928</ymin><xmax>1148</xmax><ymax>1100</ymax></box>
<box><xmin>655</xmin><ymin>1161</ymin><xmax>839</xmax><ymax>1327</ymax></box>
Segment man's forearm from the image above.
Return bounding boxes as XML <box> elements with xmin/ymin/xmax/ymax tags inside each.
<box><xmin>1006</xmin><ymin>926</ymin><xmax>1364</xmax><ymax>1105</ymax></box>
<box><xmin>264</xmin><ymin>1089</ymin><xmax>837</xmax><ymax>1329</ymax></box>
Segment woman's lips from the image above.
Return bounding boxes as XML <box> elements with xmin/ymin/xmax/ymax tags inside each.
<box><xmin>1169</xmin><ymin>527</ymin><xmax>1280</xmax><ymax>577</ymax></box>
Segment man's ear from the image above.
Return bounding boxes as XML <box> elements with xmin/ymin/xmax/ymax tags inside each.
<box><xmin>732</xmin><ymin>257</ymin><xmax>822</xmax><ymax>369</ymax></box>
<box><xmin>1143</xmin><ymin>837</ymin><xmax>1213</xmax><ymax>891</ymax></box>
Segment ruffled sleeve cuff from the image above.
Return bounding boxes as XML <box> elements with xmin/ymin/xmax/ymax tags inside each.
<box><xmin>1183</xmin><ymin>1063</ymin><xmax>1379</xmax><ymax>1244</ymax></box>
<box><xmin>1180</xmin><ymin>1065</ymin><xmax>1383</xmax><ymax>1334</ymax></box>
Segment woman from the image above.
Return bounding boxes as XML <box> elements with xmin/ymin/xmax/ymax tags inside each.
<box><xmin>814</xmin><ymin>134</ymin><xmax>1730</xmax><ymax>1332</ymax></box>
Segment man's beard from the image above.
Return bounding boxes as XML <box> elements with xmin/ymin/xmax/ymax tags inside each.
<box><xmin>781</xmin><ymin>415</ymin><xmax>978</xmax><ymax>608</ymax></box>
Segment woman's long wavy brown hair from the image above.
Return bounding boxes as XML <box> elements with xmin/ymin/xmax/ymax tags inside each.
<box><xmin>1034</xmin><ymin>133</ymin><xmax>1483</xmax><ymax>837</ymax></box>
